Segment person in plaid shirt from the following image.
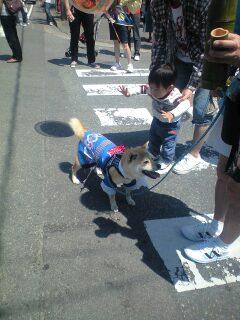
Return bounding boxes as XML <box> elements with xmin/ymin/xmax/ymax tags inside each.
<box><xmin>150</xmin><ymin>0</ymin><xmax>216</xmax><ymax>174</ymax></box>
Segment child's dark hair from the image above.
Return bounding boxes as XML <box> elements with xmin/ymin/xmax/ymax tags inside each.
<box><xmin>148</xmin><ymin>64</ymin><xmax>177</xmax><ymax>88</ymax></box>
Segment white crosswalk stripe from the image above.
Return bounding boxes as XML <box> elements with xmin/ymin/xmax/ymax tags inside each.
<box><xmin>76</xmin><ymin>68</ymin><xmax>149</xmax><ymax>78</ymax></box>
<box><xmin>94</xmin><ymin>107</ymin><xmax>152</xmax><ymax>126</ymax></box>
<box><xmin>27</xmin><ymin>4</ymin><xmax>34</xmax><ymax>19</ymax></box>
<box><xmin>83</xmin><ymin>83</ymin><xmax>144</xmax><ymax>96</ymax></box>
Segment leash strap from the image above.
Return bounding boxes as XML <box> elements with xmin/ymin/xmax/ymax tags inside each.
<box><xmin>80</xmin><ymin>167</ymin><xmax>95</xmax><ymax>192</ymax></box>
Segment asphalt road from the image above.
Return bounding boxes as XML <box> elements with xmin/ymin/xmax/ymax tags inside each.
<box><xmin>0</xmin><ymin>4</ymin><xmax>239</xmax><ymax>320</ymax></box>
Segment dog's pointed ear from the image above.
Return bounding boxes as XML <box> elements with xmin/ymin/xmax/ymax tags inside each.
<box><xmin>141</xmin><ymin>142</ymin><xmax>148</xmax><ymax>150</ymax></box>
<box><xmin>126</xmin><ymin>149</ymin><xmax>138</xmax><ymax>163</ymax></box>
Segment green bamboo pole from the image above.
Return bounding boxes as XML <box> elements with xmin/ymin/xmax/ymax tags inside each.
<box><xmin>201</xmin><ymin>0</ymin><xmax>238</xmax><ymax>90</ymax></box>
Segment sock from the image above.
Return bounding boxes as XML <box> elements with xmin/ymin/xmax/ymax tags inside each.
<box><xmin>215</xmin><ymin>237</ymin><xmax>230</xmax><ymax>251</ymax></box>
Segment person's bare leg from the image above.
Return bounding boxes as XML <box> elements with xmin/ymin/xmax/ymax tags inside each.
<box><xmin>113</xmin><ymin>40</ymin><xmax>120</xmax><ymax>64</ymax></box>
<box><xmin>190</xmin><ymin>124</ymin><xmax>209</xmax><ymax>158</ymax></box>
<box><xmin>220</xmin><ymin>166</ymin><xmax>240</xmax><ymax>244</ymax></box>
<box><xmin>213</xmin><ymin>154</ymin><xmax>230</xmax><ymax>222</ymax></box>
<box><xmin>122</xmin><ymin>43</ymin><xmax>131</xmax><ymax>64</ymax></box>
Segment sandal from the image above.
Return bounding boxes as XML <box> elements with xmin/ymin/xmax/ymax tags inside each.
<box><xmin>7</xmin><ymin>58</ymin><xmax>22</xmax><ymax>63</ymax></box>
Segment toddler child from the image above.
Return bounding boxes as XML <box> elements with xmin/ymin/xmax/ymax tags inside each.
<box><xmin>119</xmin><ymin>64</ymin><xmax>191</xmax><ymax>173</ymax></box>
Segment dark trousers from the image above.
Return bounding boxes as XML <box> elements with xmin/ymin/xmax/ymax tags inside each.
<box><xmin>0</xmin><ymin>16</ymin><xmax>22</xmax><ymax>60</ymax></box>
<box><xmin>127</xmin><ymin>13</ymin><xmax>141</xmax><ymax>56</ymax></box>
<box><xmin>148</xmin><ymin>117</ymin><xmax>180</xmax><ymax>163</ymax></box>
<box><xmin>69</xmin><ymin>7</ymin><xmax>95</xmax><ymax>63</ymax></box>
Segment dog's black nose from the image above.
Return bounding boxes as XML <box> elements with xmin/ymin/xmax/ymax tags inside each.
<box><xmin>156</xmin><ymin>164</ymin><xmax>161</xmax><ymax>170</ymax></box>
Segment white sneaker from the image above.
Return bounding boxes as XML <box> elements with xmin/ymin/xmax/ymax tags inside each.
<box><xmin>173</xmin><ymin>153</ymin><xmax>202</xmax><ymax>175</ymax></box>
<box><xmin>110</xmin><ymin>63</ymin><xmax>122</xmax><ymax>71</ymax></box>
<box><xmin>156</xmin><ymin>161</ymin><xmax>173</xmax><ymax>174</ymax></box>
<box><xmin>181</xmin><ymin>219</ymin><xmax>223</xmax><ymax>242</ymax></box>
<box><xmin>126</xmin><ymin>63</ymin><xmax>134</xmax><ymax>73</ymax></box>
<box><xmin>49</xmin><ymin>22</ymin><xmax>53</xmax><ymax>26</ymax></box>
<box><xmin>134</xmin><ymin>55</ymin><xmax>140</xmax><ymax>61</ymax></box>
<box><xmin>184</xmin><ymin>237</ymin><xmax>230</xmax><ymax>264</ymax></box>
<box><xmin>70</xmin><ymin>61</ymin><xmax>77</xmax><ymax>68</ymax></box>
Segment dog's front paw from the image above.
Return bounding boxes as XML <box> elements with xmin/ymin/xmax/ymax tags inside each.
<box><xmin>127</xmin><ymin>197</ymin><xmax>136</xmax><ymax>206</ymax></box>
<box><xmin>95</xmin><ymin>167</ymin><xmax>104</xmax><ymax>179</ymax></box>
<box><xmin>72</xmin><ymin>175</ymin><xmax>80</xmax><ymax>185</ymax></box>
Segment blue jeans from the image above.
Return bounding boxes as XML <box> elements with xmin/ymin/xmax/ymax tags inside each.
<box><xmin>148</xmin><ymin>118</ymin><xmax>180</xmax><ymax>163</ymax></box>
<box><xmin>175</xmin><ymin>58</ymin><xmax>213</xmax><ymax>126</ymax></box>
<box><xmin>45</xmin><ymin>2</ymin><xmax>53</xmax><ymax>24</ymax></box>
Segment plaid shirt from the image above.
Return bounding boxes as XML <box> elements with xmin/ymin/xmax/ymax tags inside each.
<box><xmin>150</xmin><ymin>0</ymin><xmax>211</xmax><ymax>89</ymax></box>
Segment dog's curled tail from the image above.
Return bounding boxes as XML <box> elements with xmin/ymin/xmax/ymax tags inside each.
<box><xmin>69</xmin><ymin>118</ymin><xmax>86</xmax><ymax>139</ymax></box>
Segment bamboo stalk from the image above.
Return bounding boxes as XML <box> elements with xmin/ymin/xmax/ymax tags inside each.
<box><xmin>201</xmin><ymin>0</ymin><xmax>238</xmax><ymax>90</ymax></box>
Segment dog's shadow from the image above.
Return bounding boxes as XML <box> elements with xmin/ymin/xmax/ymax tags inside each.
<box><xmin>79</xmin><ymin>180</ymin><xmax>194</xmax><ymax>281</ymax></box>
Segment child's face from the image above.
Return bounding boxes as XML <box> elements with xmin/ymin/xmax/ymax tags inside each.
<box><xmin>148</xmin><ymin>83</ymin><xmax>172</xmax><ymax>99</ymax></box>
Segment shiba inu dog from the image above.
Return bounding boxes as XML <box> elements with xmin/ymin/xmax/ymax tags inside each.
<box><xmin>69</xmin><ymin>118</ymin><xmax>160</xmax><ymax>212</ymax></box>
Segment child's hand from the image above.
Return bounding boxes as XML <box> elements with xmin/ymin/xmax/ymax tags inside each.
<box><xmin>118</xmin><ymin>85</ymin><xmax>131</xmax><ymax>97</ymax></box>
<box><xmin>160</xmin><ymin>111</ymin><xmax>174</xmax><ymax>123</ymax></box>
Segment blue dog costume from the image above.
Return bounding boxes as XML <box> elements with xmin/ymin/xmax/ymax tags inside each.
<box><xmin>78</xmin><ymin>130</ymin><xmax>147</xmax><ymax>195</ymax></box>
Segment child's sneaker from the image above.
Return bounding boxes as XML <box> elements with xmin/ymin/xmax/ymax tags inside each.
<box><xmin>126</xmin><ymin>63</ymin><xmax>134</xmax><ymax>73</ymax></box>
<box><xmin>110</xmin><ymin>63</ymin><xmax>122</xmax><ymax>71</ymax></box>
<box><xmin>156</xmin><ymin>161</ymin><xmax>173</xmax><ymax>174</ymax></box>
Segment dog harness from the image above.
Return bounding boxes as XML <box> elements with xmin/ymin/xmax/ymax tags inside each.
<box><xmin>78</xmin><ymin>130</ymin><xmax>146</xmax><ymax>195</ymax></box>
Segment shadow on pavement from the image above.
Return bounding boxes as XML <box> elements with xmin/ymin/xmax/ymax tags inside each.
<box><xmin>59</xmin><ymin>161</ymin><xmax>72</xmax><ymax>174</ymax></box>
<box><xmin>48</xmin><ymin>57</ymin><xmax>77</xmax><ymax>66</ymax></box>
<box><xmin>0</xmin><ymin>54</ymin><xmax>11</xmax><ymax>61</ymax></box>
<box><xmin>30</xmin><ymin>18</ymin><xmax>48</xmax><ymax>25</ymax></box>
<box><xmin>98</xmin><ymin>49</ymin><xmax>115</xmax><ymax>57</ymax></box>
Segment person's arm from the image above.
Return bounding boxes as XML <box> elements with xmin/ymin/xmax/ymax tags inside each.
<box><xmin>64</xmin><ymin>0</ymin><xmax>74</xmax><ymax>21</ymax></box>
<box><xmin>150</xmin><ymin>0</ymin><xmax>167</xmax><ymax>70</ymax></box>
<box><xmin>206</xmin><ymin>33</ymin><xmax>240</xmax><ymax>67</ymax></box>
<box><xmin>170</xmin><ymin>100</ymin><xmax>191</xmax><ymax>120</ymax></box>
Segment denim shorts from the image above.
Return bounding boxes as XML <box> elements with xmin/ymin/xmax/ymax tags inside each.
<box><xmin>175</xmin><ymin>58</ymin><xmax>213</xmax><ymax>126</ymax></box>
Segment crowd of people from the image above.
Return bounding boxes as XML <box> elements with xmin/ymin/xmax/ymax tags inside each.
<box><xmin>0</xmin><ymin>0</ymin><xmax>240</xmax><ymax>265</ymax></box>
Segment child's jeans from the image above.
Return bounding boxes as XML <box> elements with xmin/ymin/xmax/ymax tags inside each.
<box><xmin>148</xmin><ymin>117</ymin><xmax>180</xmax><ymax>163</ymax></box>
